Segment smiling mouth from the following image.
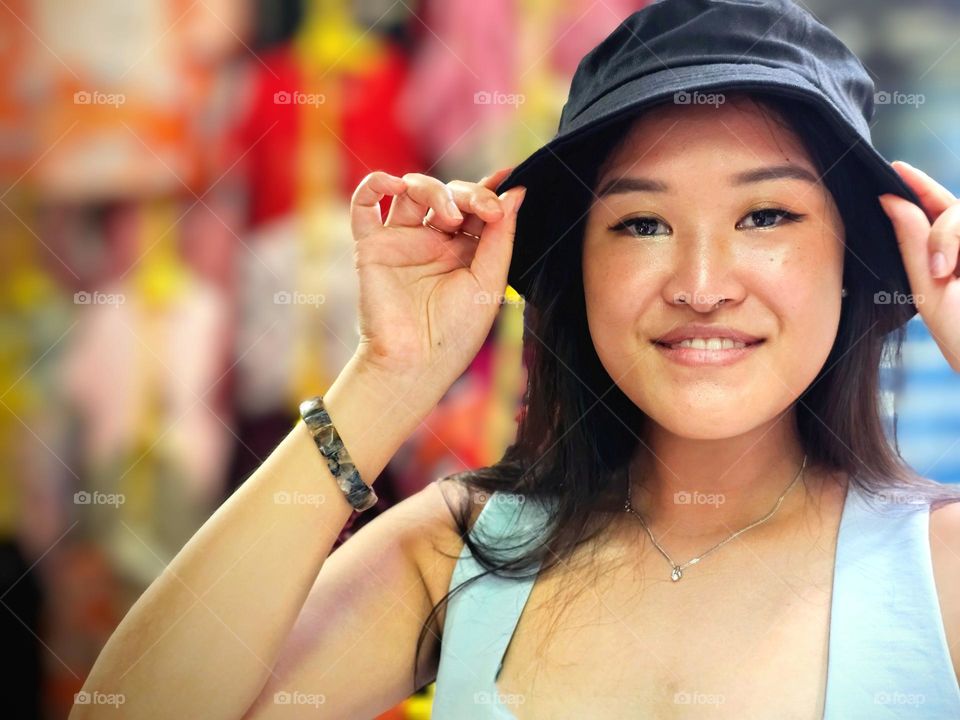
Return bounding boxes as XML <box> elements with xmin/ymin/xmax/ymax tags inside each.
<box><xmin>653</xmin><ymin>338</ymin><xmax>766</xmax><ymax>350</ymax></box>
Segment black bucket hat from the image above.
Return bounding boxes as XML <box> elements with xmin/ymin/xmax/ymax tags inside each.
<box><xmin>496</xmin><ymin>0</ymin><xmax>922</xmax><ymax>330</ymax></box>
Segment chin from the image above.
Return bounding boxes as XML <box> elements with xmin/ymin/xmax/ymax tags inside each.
<box><xmin>655</xmin><ymin>415</ymin><xmax>761</xmax><ymax>440</ymax></box>
<box><xmin>632</xmin><ymin>385</ymin><xmax>776</xmax><ymax>440</ymax></box>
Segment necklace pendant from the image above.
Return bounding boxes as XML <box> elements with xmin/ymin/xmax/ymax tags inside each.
<box><xmin>671</xmin><ymin>567</ymin><xmax>683</xmax><ymax>582</ymax></box>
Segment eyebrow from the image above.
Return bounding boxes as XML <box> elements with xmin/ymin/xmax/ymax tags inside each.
<box><xmin>595</xmin><ymin>164</ymin><xmax>821</xmax><ymax>198</ymax></box>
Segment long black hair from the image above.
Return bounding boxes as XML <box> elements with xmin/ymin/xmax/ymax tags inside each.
<box><xmin>411</xmin><ymin>90</ymin><xmax>960</xmax><ymax>691</ymax></box>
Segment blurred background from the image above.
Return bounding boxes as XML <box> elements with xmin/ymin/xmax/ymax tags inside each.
<box><xmin>0</xmin><ymin>0</ymin><xmax>958</xmax><ymax>718</ymax></box>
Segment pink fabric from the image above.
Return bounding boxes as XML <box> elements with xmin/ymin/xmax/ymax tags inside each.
<box><xmin>398</xmin><ymin>0</ymin><xmax>517</xmax><ymax>160</ymax></box>
<box><xmin>551</xmin><ymin>1</ymin><xmax>653</xmax><ymax>74</ymax></box>
<box><xmin>399</xmin><ymin>1</ymin><xmax>651</xmax><ymax>159</ymax></box>
<box><xmin>60</xmin><ymin>277</ymin><xmax>232</xmax><ymax>506</ymax></box>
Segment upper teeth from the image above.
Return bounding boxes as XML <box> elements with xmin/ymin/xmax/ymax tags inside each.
<box><xmin>672</xmin><ymin>338</ymin><xmax>748</xmax><ymax>350</ymax></box>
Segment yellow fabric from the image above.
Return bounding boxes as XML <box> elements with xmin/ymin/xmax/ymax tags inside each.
<box><xmin>486</xmin><ymin>291</ymin><xmax>525</xmax><ymax>464</ymax></box>
<box><xmin>131</xmin><ymin>198</ymin><xmax>191</xmax><ymax>309</ymax></box>
<box><xmin>0</xmin><ymin>191</ymin><xmax>59</xmax><ymax>537</ymax></box>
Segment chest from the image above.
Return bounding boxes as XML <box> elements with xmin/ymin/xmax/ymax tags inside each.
<box><xmin>493</xmin><ymin>526</ymin><xmax>838</xmax><ymax>720</ymax></box>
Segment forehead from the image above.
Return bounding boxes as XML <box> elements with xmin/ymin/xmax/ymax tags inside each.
<box><xmin>599</xmin><ymin>95</ymin><xmax>815</xmax><ymax>180</ymax></box>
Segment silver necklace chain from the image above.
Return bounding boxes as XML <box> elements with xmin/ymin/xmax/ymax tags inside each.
<box><xmin>623</xmin><ymin>454</ymin><xmax>808</xmax><ymax>582</ymax></box>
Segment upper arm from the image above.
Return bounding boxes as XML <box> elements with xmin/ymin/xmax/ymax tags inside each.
<box><xmin>240</xmin><ymin>477</ymin><xmax>481</xmax><ymax>720</ymax></box>
<box><xmin>930</xmin><ymin>498</ymin><xmax>960</xmax><ymax>686</ymax></box>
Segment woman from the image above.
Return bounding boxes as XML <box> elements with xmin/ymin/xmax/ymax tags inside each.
<box><xmin>74</xmin><ymin>1</ymin><xmax>960</xmax><ymax>718</ymax></box>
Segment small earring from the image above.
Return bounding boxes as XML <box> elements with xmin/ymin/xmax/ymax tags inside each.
<box><xmin>841</xmin><ymin>287</ymin><xmax>848</xmax><ymax>298</ymax></box>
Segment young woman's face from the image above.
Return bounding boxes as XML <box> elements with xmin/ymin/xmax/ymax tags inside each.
<box><xmin>581</xmin><ymin>98</ymin><xmax>846</xmax><ymax>440</ymax></box>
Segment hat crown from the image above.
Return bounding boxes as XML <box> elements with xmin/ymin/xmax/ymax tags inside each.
<box><xmin>560</xmin><ymin>0</ymin><xmax>876</xmax><ymax>137</ymax></box>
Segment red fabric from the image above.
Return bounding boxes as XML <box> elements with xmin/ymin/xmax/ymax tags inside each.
<box><xmin>229</xmin><ymin>42</ymin><xmax>424</xmax><ymax>229</ymax></box>
<box><xmin>229</xmin><ymin>46</ymin><xmax>299</xmax><ymax>227</ymax></box>
<box><xmin>339</xmin><ymin>45</ymin><xmax>425</xmax><ymax>197</ymax></box>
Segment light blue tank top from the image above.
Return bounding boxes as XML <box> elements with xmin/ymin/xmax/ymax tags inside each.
<box><xmin>432</xmin><ymin>480</ymin><xmax>960</xmax><ymax>718</ymax></box>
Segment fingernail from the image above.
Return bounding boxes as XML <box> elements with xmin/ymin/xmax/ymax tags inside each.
<box><xmin>931</xmin><ymin>251</ymin><xmax>947</xmax><ymax>277</ymax></box>
<box><xmin>447</xmin><ymin>199</ymin><xmax>463</xmax><ymax>220</ymax></box>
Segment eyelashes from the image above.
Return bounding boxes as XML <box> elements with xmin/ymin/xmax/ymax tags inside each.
<box><xmin>738</xmin><ymin>208</ymin><xmax>806</xmax><ymax>230</ymax></box>
<box><xmin>609</xmin><ymin>216</ymin><xmax>666</xmax><ymax>237</ymax></box>
<box><xmin>608</xmin><ymin>208</ymin><xmax>807</xmax><ymax>238</ymax></box>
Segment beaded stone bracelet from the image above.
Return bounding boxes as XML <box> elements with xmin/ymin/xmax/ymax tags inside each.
<box><xmin>299</xmin><ymin>396</ymin><xmax>378</xmax><ymax>512</ymax></box>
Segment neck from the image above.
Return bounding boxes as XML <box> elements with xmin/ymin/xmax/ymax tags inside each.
<box><xmin>627</xmin><ymin>411</ymin><xmax>817</xmax><ymax>542</ymax></box>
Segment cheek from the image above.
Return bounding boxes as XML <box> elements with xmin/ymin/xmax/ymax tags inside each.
<box><xmin>740</xmin><ymin>225</ymin><xmax>843</xmax><ymax>317</ymax></box>
<box><xmin>765</xmin><ymin>269</ymin><xmax>842</xmax><ymax>393</ymax></box>
<box><xmin>583</xmin><ymin>244</ymin><xmax>658</xmax><ymax>357</ymax></box>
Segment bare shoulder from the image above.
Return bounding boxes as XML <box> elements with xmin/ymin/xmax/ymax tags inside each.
<box><xmin>929</xmin><ymin>497</ymin><xmax>960</xmax><ymax>684</ymax></box>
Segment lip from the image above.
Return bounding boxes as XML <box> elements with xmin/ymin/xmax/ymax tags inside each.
<box><xmin>654</xmin><ymin>323</ymin><xmax>764</xmax><ymax>346</ymax></box>
<box><xmin>653</xmin><ymin>339</ymin><xmax>764</xmax><ymax>367</ymax></box>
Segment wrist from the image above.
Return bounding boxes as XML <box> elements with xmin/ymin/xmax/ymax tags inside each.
<box><xmin>320</xmin><ymin>356</ymin><xmax>442</xmax><ymax>483</ymax></box>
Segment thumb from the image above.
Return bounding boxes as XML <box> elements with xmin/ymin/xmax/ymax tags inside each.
<box><xmin>470</xmin><ymin>186</ymin><xmax>526</xmax><ymax>292</ymax></box>
<box><xmin>879</xmin><ymin>193</ymin><xmax>935</xmax><ymax>298</ymax></box>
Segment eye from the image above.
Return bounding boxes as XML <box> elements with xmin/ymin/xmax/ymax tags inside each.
<box><xmin>608</xmin><ymin>207</ymin><xmax>806</xmax><ymax>238</ymax></box>
<box><xmin>609</xmin><ymin>216</ymin><xmax>669</xmax><ymax>238</ymax></box>
<box><xmin>737</xmin><ymin>208</ymin><xmax>806</xmax><ymax>229</ymax></box>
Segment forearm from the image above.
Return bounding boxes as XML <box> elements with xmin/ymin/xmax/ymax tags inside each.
<box><xmin>71</xmin><ymin>357</ymin><xmax>441</xmax><ymax>720</ymax></box>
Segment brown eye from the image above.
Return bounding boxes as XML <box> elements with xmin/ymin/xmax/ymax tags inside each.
<box><xmin>738</xmin><ymin>208</ymin><xmax>805</xmax><ymax>229</ymax></box>
<box><xmin>610</xmin><ymin>216</ymin><xmax>669</xmax><ymax>237</ymax></box>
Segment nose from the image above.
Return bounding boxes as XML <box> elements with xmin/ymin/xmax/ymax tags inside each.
<box><xmin>661</xmin><ymin>232</ymin><xmax>746</xmax><ymax>312</ymax></box>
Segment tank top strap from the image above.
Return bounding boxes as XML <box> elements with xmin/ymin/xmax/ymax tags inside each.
<box><xmin>432</xmin><ymin>491</ymin><xmax>553</xmax><ymax>718</ymax></box>
<box><xmin>824</xmin><ymin>482</ymin><xmax>960</xmax><ymax>718</ymax></box>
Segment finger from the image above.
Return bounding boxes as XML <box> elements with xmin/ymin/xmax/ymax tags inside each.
<box><xmin>438</xmin><ymin>234</ymin><xmax>486</xmax><ymax>267</ymax></box>
<box><xmin>878</xmin><ymin>193</ymin><xmax>935</xmax><ymax>297</ymax></box>
<box><xmin>928</xmin><ymin>203</ymin><xmax>960</xmax><ymax>279</ymax></box>
<box><xmin>430</xmin><ymin>168</ymin><xmax>517</xmax><ymax>239</ymax></box>
<box><xmin>478</xmin><ymin>166</ymin><xmax>514</xmax><ymax>188</ymax></box>
<box><xmin>427</xmin><ymin>181</ymin><xmax>504</xmax><ymax>239</ymax></box>
<box><xmin>386</xmin><ymin>173</ymin><xmax>463</xmax><ymax>228</ymax></box>
<box><xmin>448</xmin><ymin>180</ymin><xmax>505</xmax><ymax>223</ymax></box>
<box><xmin>470</xmin><ymin>186</ymin><xmax>526</xmax><ymax>292</ymax></box>
<box><xmin>351</xmin><ymin>171</ymin><xmax>406</xmax><ymax>241</ymax></box>
<box><xmin>891</xmin><ymin>160</ymin><xmax>958</xmax><ymax>223</ymax></box>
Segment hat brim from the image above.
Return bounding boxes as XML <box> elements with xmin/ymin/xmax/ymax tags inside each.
<box><xmin>497</xmin><ymin>62</ymin><xmax>921</xmax><ymax>328</ymax></box>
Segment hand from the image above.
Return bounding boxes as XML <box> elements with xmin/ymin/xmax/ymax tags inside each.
<box><xmin>879</xmin><ymin>161</ymin><xmax>960</xmax><ymax>372</ymax></box>
<box><xmin>348</xmin><ymin>167</ymin><xmax>526</xmax><ymax>391</ymax></box>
